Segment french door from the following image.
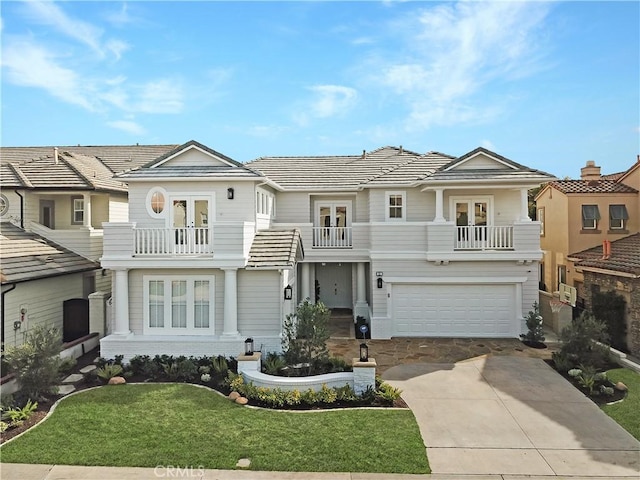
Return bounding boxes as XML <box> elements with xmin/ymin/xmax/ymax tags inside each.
<box><xmin>453</xmin><ymin>197</ymin><xmax>491</xmax><ymax>248</ymax></box>
<box><xmin>314</xmin><ymin>202</ymin><xmax>352</xmax><ymax>247</ymax></box>
<box><xmin>170</xmin><ymin>196</ymin><xmax>211</xmax><ymax>253</ymax></box>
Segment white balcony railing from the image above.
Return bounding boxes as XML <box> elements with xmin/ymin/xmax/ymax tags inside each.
<box><xmin>134</xmin><ymin>227</ymin><xmax>212</xmax><ymax>255</ymax></box>
<box><xmin>454</xmin><ymin>226</ymin><xmax>513</xmax><ymax>250</ymax></box>
<box><xmin>312</xmin><ymin>226</ymin><xmax>352</xmax><ymax>248</ymax></box>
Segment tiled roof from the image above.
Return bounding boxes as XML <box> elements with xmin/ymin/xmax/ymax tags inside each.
<box><xmin>118</xmin><ymin>165</ymin><xmax>262</xmax><ymax>180</ymax></box>
<box><xmin>601</xmin><ymin>172</ymin><xmax>625</xmax><ymax>181</ymax></box>
<box><xmin>0</xmin><ymin>223</ymin><xmax>99</xmax><ymax>284</ymax></box>
<box><xmin>549</xmin><ymin>179</ymin><xmax>638</xmax><ymax>194</ymax></box>
<box><xmin>0</xmin><ymin>145</ymin><xmax>177</xmax><ymax>174</ymax></box>
<box><xmin>246</xmin><ymin>229</ymin><xmax>303</xmax><ymax>268</ymax></box>
<box><xmin>248</xmin><ymin>147</ymin><xmax>454</xmax><ymax>190</ymax></box>
<box><xmin>569</xmin><ymin>233</ymin><xmax>640</xmax><ymax>277</ymax></box>
<box><xmin>0</xmin><ymin>145</ymin><xmax>177</xmax><ymax>192</ymax></box>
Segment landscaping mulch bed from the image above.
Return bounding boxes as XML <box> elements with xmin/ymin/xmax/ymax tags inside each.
<box><xmin>546</xmin><ymin>359</ymin><xmax>628</xmax><ymax>405</ymax></box>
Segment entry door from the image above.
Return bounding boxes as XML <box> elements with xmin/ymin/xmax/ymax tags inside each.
<box><xmin>315</xmin><ymin>263</ymin><xmax>352</xmax><ymax>308</ymax></box>
<box><xmin>40</xmin><ymin>200</ymin><xmax>55</xmax><ymax>228</ymax></box>
<box><xmin>170</xmin><ymin>196</ymin><xmax>210</xmax><ymax>252</ymax></box>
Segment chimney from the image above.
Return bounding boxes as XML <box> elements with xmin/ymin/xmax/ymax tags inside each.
<box><xmin>580</xmin><ymin>160</ymin><xmax>601</xmax><ymax>180</ymax></box>
<box><xmin>399</xmin><ymin>145</ymin><xmax>403</xmax><ymax>155</ymax></box>
<box><xmin>601</xmin><ymin>240</ymin><xmax>611</xmax><ymax>260</ymax></box>
<box><xmin>54</xmin><ymin>147</ymin><xmax>59</xmax><ymax>165</ymax></box>
<box><xmin>362</xmin><ymin>149</ymin><xmax>366</xmax><ymax>159</ymax></box>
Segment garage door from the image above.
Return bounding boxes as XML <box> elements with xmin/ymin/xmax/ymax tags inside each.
<box><xmin>392</xmin><ymin>284</ymin><xmax>515</xmax><ymax>337</ymax></box>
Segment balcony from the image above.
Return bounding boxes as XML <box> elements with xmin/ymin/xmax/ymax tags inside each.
<box><xmin>29</xmin><ymin>221</ymin><xmax>103</xmax><ymax>260</ymax></box>
<box><xmin>312</xmin><ymin>226</ymin><xmax>352</xmax><ymax>248</ymax></box>
<box><xmin>134</xmin><ymin>227</ymin><xmax>212</xmax><ymax>255</ymax></box>
<box><xmin>454</xmin><ymin>226</ymin><xmax>513</xmax><ymax>250</ymax></box>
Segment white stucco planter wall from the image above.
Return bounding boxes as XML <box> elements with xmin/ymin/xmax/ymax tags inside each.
<box><xmin>241</xmin><ymin>369</ymin><xmax>355</xmax><ymax>392</ymax></box>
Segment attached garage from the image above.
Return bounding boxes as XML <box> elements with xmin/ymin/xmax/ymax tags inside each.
<box><xmin>392</xmin><ymin>283</ymin><xmax>517</xmax><ymax>337</ymax></box>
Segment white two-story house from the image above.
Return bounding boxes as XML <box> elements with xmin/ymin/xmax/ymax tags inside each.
<box><xmin>99</xmin><ymin>141</ymin><xmax>554</xmax><ymax>361</ymax></box>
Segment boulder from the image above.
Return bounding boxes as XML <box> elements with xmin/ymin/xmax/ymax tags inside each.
<box><xmin>235</xmin><ymin>396</ymin><xmax>248</xmax><ymax>405</ymax></box>
<box><xmin>108</xmin><ymin>376</ymin><xmax>126</xmax><ymax>385</ymax></box>
<box><xmin>229</xmin><ymin>391</ymin><xmax>241</xmax><ymax>401</ymax></box>
<box><xmin>614</xmin><ymin>381</ymin><xmax>628</xmax><ymax>392</ymax></box>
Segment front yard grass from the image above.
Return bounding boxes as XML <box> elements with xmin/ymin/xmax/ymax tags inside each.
<box><xmin>601</xmin><ymin>368</ymin><xmax>640</xmax><ymax>441</ymax></box>
<box><xmin>0</xmin><ymin>384</ymin><xmax>429</xmax><ymax>473</ymax></box>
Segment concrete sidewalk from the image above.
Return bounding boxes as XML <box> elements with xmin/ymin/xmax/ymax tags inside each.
<box><xmin>383</xmin><ymin>356</ymin><xmax>640</xmax><ymax>477</ymax></box>
<box><xmin>2</xmin><ymin>463</ymin><xmax>639</xmax><ymax>480</ymax></box>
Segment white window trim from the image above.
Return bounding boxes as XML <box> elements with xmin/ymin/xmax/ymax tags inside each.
<box><xmin>0</xmin><ymin>194</ymin><xmax>8</xmax><ymax>216</ymax></box>
<box><xmin>385</xmin><ymin>191</ymin><xmax>406</xmax><ymax>222</ymax></box>
<box><xmin>143</xmin><ymin>275</ymin><xmax>215</xmax><ymax>335</ymax></box>
<box><xmin>256</xmin><ymin>188</ymin><xmax>275</xmax><ymax>219</ymax></box>
<box><xmin>537</xmin><ymin>207</ymin><xmax>545</xmax><ymax>236</ymax></box>
<box><xmin>71</xmin><ymin>196</ymin><xmax>84</xmax><ymax>225</ymax></box>
<box><xmin>609</xmin><ymin>204</ymin><xmax>627</xmax><ymax>230</ymax></box>
<box><xmin>314</xmin><ymin>200</ymin><xmax>353</xmax><ymax>226</ymax></box>
<box><xmin>146</xmin><ymin>187</ymin><xmax>168</xmax><ymax>219</ymax></box>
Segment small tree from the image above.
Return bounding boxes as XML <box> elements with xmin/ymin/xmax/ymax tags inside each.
<box><xmin>521</xmin><ymin>301</ymin><xmax>545</xmax><ymax>344</ymax></box>
<box><xmin>4</xmin><ymin>325</ymin><xmax>63</xmax><ymax>401</ymax></box>
<box><xmin>282</xmin><ymin>300</ymin><xmax>330</xmax><ymax>372</ymax></box>
<box><xmin>559</xmin><ymin>311</ymin><xmax>610</xmax><ymax>370</ymax></box>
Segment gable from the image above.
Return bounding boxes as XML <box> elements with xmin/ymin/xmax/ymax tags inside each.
<box><xmin>153</xmin><ymin>145</ymin><xmax>236</xmax><ymax>168</ymax></box>
<box><xmin>446</xmin><ymin>152</ymin><xmax>517</xmax><ymax>171</ymax></box>
<box><xmin>618</xmin><ymin>161</ymin><xmax>640</xmax><ymax>190</ymax></box>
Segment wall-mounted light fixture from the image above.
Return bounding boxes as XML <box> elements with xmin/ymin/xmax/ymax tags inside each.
<box><xmin>377</xmin><ymin>278</ymin><xmax>383</xmax><ymax>289</ymax></box>
<box><xmin>227</xmin><ymin>187</ymin><xmax>235</xmax><ymax>200</ymax></box>
<box><xmin>284</xmin><ymin>285</ymin><xmax>293</xmax><ymax>300</ymax></box>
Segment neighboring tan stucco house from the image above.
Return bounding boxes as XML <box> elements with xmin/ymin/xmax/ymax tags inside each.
<box><xmin>535</xmin><ymin>159</ymin><xmax>639</xmax><ymax>307</ymax></box>
<box><xmin>0</xmin><ymin>145</ymin><xmax>176</xmax><ymax>350</ymax></box>
<box><xmin>568</xmin><ymin>233</ymin><xmax>640</xmax><ymax>355</ymax></box>
<box><xmin>100</xmin><ymin>141</ymin><xmax>554</xmax><ymax>361</ymax></box>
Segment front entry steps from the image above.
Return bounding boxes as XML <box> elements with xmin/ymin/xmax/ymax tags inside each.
<box><xmin>328</xmin><ymin>309</ymin><xmax>355</xmax><ymax>339</ymax></box>
<box><xmin>55</xmin><ymin>350</ymin><xmax>100</xmax><ymax>397</ymax></box>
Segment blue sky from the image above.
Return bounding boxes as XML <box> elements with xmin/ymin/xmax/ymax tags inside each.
<box><xmin>1</xmin><ymin>1</ymin><xmax>638</xmax><ymax>178</ymax></box>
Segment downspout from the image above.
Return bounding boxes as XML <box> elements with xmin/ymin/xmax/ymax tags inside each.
<box><xmin>14</xmin><ymin>189</ymin><xmax>24</xmax><ymax>229</ymax></box>
<box><xmin>1</xmin><ymin>284</ymin><xmax>17</xmax><ymax>354</ymax></box>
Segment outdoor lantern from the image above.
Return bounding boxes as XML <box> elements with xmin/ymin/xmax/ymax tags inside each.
<box><xmin>284</xmin><ymin>284</ymin><xmax>293</xmax><ymax>300</ymax></box>
<box><xmin>377</xmin><ymin>277</ymin><xmax>383</xmax><ymax>289</ymax></box>
<box><xmin>227</xmin><ymin>187</ymin><xmax>234</xmax><ymax>200</ymax></box>
<box><xmin>359</xmin><ymin>342</ymin><xmax>369</xmax><ymax>362</ymax></box>
<box><xmin>244</xmin><ymin>337</ymin><xmax>254</xmax><ymax>355</ymax></box>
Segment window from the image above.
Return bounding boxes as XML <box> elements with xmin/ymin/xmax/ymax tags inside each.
<box><xmin>609</xmin><ymin>204</ymin><xmax>628</xmax><ymax>230</ymax></box>
<box><xmin>256</xmin><ymin>189</ymin><xmax>275</xmax><ymax>217</ymax></box>
<box><xmin>144</xmin><ymin>276</ymin><xmax>214</xmax><ymax>334</ymax></box>
<box><xmin>72</xmin><ymin>197</ymin><xmax>84</xmax><ymax>224</ymax></box>
<box><xmin>581</xmin><ymin>205</ymin><xmax>600</xmax><ymax>230</ymax></box>
<box><xmin>537</xmin><ymin>207</ymin><xmax>545</xmax><ymax>236</ymax></box>
<box><xmin>146</xmin><ymin>188</ymin><xmax>167</xmax><ymax>218</ymax></box>
<box><xmin>0</xmin><ymin>194</ymin><xmax>8</xmax><ymax>216</ymax></box>
<box><xmin>386</xmin><ymin>192</ymin><xmax>406</xmax><ymax>221</ymax></box>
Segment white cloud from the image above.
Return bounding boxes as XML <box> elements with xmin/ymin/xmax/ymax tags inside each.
<box><xmin>104</xmin><ymin>3</ymin><xmax>134</xmax><ymax>27</ymax></box>
<box><xmin>481</xmin><ymin>139</ymin><xmax>496</xmax><ymax>151</ymax></box>
<box><xmin>105</xmin><ymin>39</ymin><xmax>130</xmax><ymax>61</ymax></box>
<box><xmin>371</xmin><ymin>1</ymin><xmax>551</xmax><ymax>129</ymax></box>
<box><xmin>1</xmin><ymin>40</ymin><xmax>94</xmax><ymax>110</ymax></box>
<box><xmin>107</xmin><ymin>119</ymin><xmax>146</xmax><ymax>135</ymax></box>
<box><xmin>100</xmin><ymin>79</ymin><xmax>184</xmax><ymax>114</ymax></box>
<box><xmin>308</xmin><ymin>85</ymin><xmax>358</xmax><ymax>118</ymax></box>
<box><xmin>247</xmin><ymin>125</ymin><xmax>289</xmax><ymax>138</ymax></box>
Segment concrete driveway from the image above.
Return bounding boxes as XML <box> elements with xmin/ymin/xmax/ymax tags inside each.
<box><xmin>383</xmin><ymin>355</ymin><xmax>640</xmax><ymax>477</ymax></box>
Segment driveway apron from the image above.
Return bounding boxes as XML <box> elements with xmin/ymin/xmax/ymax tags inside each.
<box><xmin>383</xmin><ymin>355</ymin><xmax>640</xmax><ymax>476</ymax></box>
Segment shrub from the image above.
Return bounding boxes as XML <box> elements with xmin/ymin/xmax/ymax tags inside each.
<box><xmin>316</xmin><ymin>384</ymin><xmax>337</xmax><ymax>404</ymax></box>
<box><xmin>282</xmin><ymin>300</ymin><xmax>330</xmax><ymax>371</ymax></box>
<box><xmin>96</xmin><ymin>364</ymin><xmax>123</xmax><ymax>381</ymax></box>
<box><xmin>552</xmin><ymin>351</ymin><xmax>574</xmax><ymax>373</ymax></box>
<box><xmin>4</xmin><ymin>398</ymin><xmax>38</xmax><ymax>423</ymax></box>
<box><xmin>559</xmin><ymin>312</ymin><xmax>610</xmax><ymax>370</ymax></box>
<box><xmin>263</xmin><ymin>353</ymin><xmax>286</xmax><ymax>375</ymax></box>
<box><xmin>161</xmin><ymin>362</ymin><xmax>179</xmax><ymax>381</ymax></box>
<box><xmin>375</xmin><ymin>382</ymin><xmax>403</xmax><ymax>405</ymax></box>
<box><xmin>58</xmin><ymin>357</ymin><xmax>77</xmax><ymax>375</ymax></box>
<box><xmin>4</xmin><ymin>325</ymin><xmax>63</xmax><ymax>401</ymax></box>
<box><xmin>327</xmin><ymin>356</ymin><xmax>350</xmax><ymax>373</ymax></box>
<box><xmin>175</xmin><ymin>358</ymin><xmax>198</xmax><ymax>382</ymax></box>
<box><xmin>520</xmin><ymin>301</ymin><xmax>545</xmax><ymax>344</ymax></box>
<box><xmin>592</xmin><ymin>290</ymin><xmax>627</xmax><ymax>352</ymax></box>
<box><xmin>211</xmin><ymin>356</ymin><xmax>229</xmax><ymax>375</ymax></box>
<box><xmin>0</xmin><ymin>421</ymin><xmax>8</xmax><ymax>433</ymax></box>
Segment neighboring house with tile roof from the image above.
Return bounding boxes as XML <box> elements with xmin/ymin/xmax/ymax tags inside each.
<box><xmin>534</xmin><ymin>159</ymin><xmax>639</xmax><ymax>309</ymax></box>
<box><xmin>0</xmin><ymin>223</ymin><xmax>100</xmax><ymax>350</ymax></box>
<box><xmin>567</xmin><ymin>233</ymin><xmax>640</xmax><ymax>355</ymax></box>
<box><xmin>100</xmin><ymin>141</ymin><xmax>554</xmax><ymax>360</ymax></box>
<box><xmin>0</xmin><ymin>144</ymin><xmax>177</xmax><ymax>351</ymax></box>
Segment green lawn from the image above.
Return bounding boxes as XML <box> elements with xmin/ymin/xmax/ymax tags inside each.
<box><xmin>0</xmin><ymin>384</ymin><xmax>429</xmax><ymax>473</ymax></box>
<box><xmin>601</xmin><ymin>368</ymin><xmax>640</xmax><ymax>441</ymax></box>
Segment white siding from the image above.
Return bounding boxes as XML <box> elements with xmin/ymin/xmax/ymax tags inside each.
<box><xmin>237</xmin><ymin>270</ymin><xmax>281</xmax><ymax>336</ymax></box>
<box><xmin>108</xmin><ymin>196</ymin><xmax>129</xmax><ymax>223</ymax></box>
<box><xmin>91</xmin><ymin>194</ymin><xmax>110</xmax><ymax>228</ymax></box>
<box><xmin>370</xmin><ymin>223</ymin><xmax>428</xmax><ymax>252</ymax></box>
<box><xmin>274</xmin><ymin>192</ymin><xmax>310</xmax><ymax>223</ymax></box>
<box><xmin>2</xmin><ymin>274</ymin><xmax>85</xmax><ymax>348</ymax></box>
<box><xmin>162</xmin><ymin>148</ymin><xmax>234</xmax><ymax>167</ymax></box>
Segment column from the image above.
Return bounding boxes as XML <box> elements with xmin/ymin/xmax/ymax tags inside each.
<box><xmin>355</xmin><ymin>262</ymin><xmax>369</xmax><ymax>320</ymax></box>
<box><xmin>222</xmin><ymin>268</ymin><xmax>239</xmax><ymax>336</ymax></box>
<box><xmin>433</xmin><ymin>188</ymin><xmax>446</xmax><ymax>222</ymax></box>
<box><xmin>520</xmin><ymin>188</ymin><xmax>531</xmax><ymax>222</ymax></box>
<box><xmin>301</xmin><ymin>263</ymin><xmax>310</xmax><ymax>301</ymax></box>
<box><xmin>83</xmin><ymin>193</ymin><xmax>92</xmax><ymax>228</ymax></box>
<box><xmin>113</xmin><ymin>268</ymin><xmax>130</xmax><ymax>335</ymax></box>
